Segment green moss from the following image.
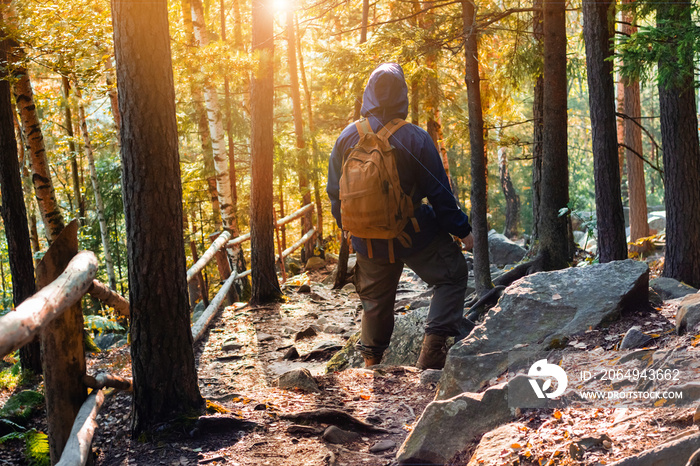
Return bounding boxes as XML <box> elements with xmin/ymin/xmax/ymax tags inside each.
<box><xmin>326</xmin><ymin>333</ymin><xmax>360</xmax><ymax>373</ymax></box>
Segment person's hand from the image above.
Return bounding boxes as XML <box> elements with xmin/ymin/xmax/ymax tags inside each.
<box><xmin>461</xmin><ymin>232</ymin><xmax>474</xmax><ymax>251</ymax></box>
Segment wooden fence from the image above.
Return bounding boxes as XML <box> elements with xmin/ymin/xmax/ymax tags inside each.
<box><xmin>0</xmin><ymin>204</ymin><xmax>317</xmax><ymax>465</ymax></box>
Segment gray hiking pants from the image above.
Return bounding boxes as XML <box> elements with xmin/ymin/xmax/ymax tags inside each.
<box><xmin>354</xmin><ymin>232</ymin><xmax>470</xmax><ymax>358</ymax></box>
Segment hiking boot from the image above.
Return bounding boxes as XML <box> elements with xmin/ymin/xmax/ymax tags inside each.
<box><xmin>416</xmin><ymin>334</ymin><xmax>447</xmax><ymax>370</ymax></box>
<box><xmin>363</xmin><ymin>354</ymin><xmax>382</xmax><ymax>367</ymax></box>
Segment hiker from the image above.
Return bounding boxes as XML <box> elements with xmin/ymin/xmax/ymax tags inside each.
<box><xmin>326</xmin><ymin>63</ymin><xmax>474</xmax><ymax>370</ymax></box>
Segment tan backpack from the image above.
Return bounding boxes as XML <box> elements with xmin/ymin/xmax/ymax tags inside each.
<box><xmin>339</xmin><ymin>118</ymin><xmax>419</xmax><ymax>262</ymax></box>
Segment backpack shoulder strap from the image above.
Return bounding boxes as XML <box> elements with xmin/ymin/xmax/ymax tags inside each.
<box><xmin>377</xmin><ymin>118</ymin><xmax>408</xmax><ymax>140</ymax></box>
<box><xmin>354</xmin><ymin>119</ymin><xmax>373</xmax><ymax>138</ymax></box>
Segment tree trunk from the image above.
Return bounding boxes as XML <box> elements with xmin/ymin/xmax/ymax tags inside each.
<box><xmin>352</xmin><ymin>0</ymin><xmax>370</xmax><ymax>120</ymax></box>
<box><xmin>463</xmin><ymin>0</ymin><xmax>492</xmax><ymax>297</ymax></box>
<box><xmin>250</xmin><ymin>0</ymin><xmax>282</xmax><ymax>304</ymax></box>
<box><xmin>74</xmin><ymin>82</ymin><xmax>118</xmax><ymax>290</ymax></box>
<box><xmin>104</xmin><ymin>56</ymin><xmax>121</xmax><ymax>138</ymax></box>
<box><xmin>620</xmin><ymin>0</ymin><xmax>649</xmax><ymax>253</ymax></box>
<box><xmin>190</xmin><ymin>0</ymin><xmax>237</xmax><ymax>233</ymax></box>
<box><xmin>657</xmin><ymin>0</ymin><xmax>700</xmax><ymax>288</ymax></box>
<box><xmin>286</xmin><ymin>11</ymin><xmax>314</xmax><ymax>261</ymax></box>
<box><xmin>582</xmin><ymin>0</ymin><xmax>627</xmax><ymax>262</ymax></box>
<box><xmin>61</xmin><ymin>76</ymin><xmax>84</xmax><ymax>222</ymax></box>
<box><xmin>537</xmin><ymin>0</ymin><xmax>570</xmax><ymax>270</ymax></box>
<box><xmin>531</xmin><ymin>0</ymin><xmax>543</xmax><ymax>243</ymax></box>
<box><xmin>12</xmin><ymin>59</ymin><xmax>65</xmax><ymax>242</ymax></box>
<box><xmin>498</xmin><ymin>146</ymin><xmax>520</xmax><ymax>239</ymax></box>
<box><xmin>14</xmin><ymin>102</ymin><xmax>41</xmax><ymax>260</ymax></box>
<box><xmin>0</xmin><ymin>34</ymin><xmax>40</xmax><ymax>373</ymax></box>
<box><xmin>111</xmin><ymin>0</ymin><xmax>204</xmax><ymax>436</ymax></box>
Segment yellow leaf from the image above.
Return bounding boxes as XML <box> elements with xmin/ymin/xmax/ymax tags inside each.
<box><xmin>553</xmin><ymin>409</ymin><xmax>562</xmax><ymax>420</ymax></box>
<box><xmin>654</xmin><ymin>399</ymin><xmax>667</xmax><ymax>407</ymax></box>
<box><xmin>511</xmin><ymin>443</ymin><xmax>522</xmax><ymax>450</ymax></box>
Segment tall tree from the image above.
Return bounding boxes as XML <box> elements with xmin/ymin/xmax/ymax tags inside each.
<box><xmin>12</xmin><ymin>58</ymin><xmax>65</xmax><ymax>242</ymax></box>
<box><xmin>656</xmin><ymin>0</ymin><xmax>700</xmax><ymax>287</ymax></box>
<box><xmin>582</xmin><ymin>0</ymin><xmax>627</xmax><ymax>262</ymax></box>
<box><xmin>463</xmin><ymin>0</ymin><xmax>492</xmax><ymax>296</ymax></box>
<box><xmin>249</xmin><ymin>0</ymin><xmax>282</xmax><ymax>304</ymax></box>
<box><xmin>498</xmin><ymin>145</ymin><xmax>520</xmax><ymax>238</ymax></box>
<box><xmin>620</xmin><ymin>0</ymin><xmax>649</xmax><ymax>252</ymax></box>
<box><xmin>286</xmin><ymin>8</ymin><xmax>314</xmax><ymax>260</ymax></box>
<box><xmin>191</xmin><ymin>0</ymin><xmax>238</xmax><ymax>233</ymax></box>
<box><xmin>61</xmin><ymin>76</ymin><xmax>84</xmax><ymax>222</ymax></box>
<box><xmin>531</xmin><ymin>0</ymin><xmax>544</xmax><ymax>243</ymax></box>
<box><xmin>74</xmin><ymin>80</ymin><xmax>118</xmax><ymax>289</ymax></box>
<box><xmin>0</xmin><ymin>31</ymin><xmax>40</xmax><ymax>373</ymax></box>
<box><xmin>537</xmin><ymin>0</ymin><xmax>570</xmax><ymax>270</ymax></box>
<box><xmin>111</xmin><ymin>0</ymin><xmax>204</xmax><ymax>436</ymax></box>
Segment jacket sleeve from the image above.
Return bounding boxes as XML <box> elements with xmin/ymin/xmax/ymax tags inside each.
<box><xmin>326</xmin><ymin>133</ymin><xmax>347</xmax><ymax>230</ymax></box>
<box><xmin>414</xmin><ymin>134</ymin><xmax>472</xmax><ymax>238</ymax></box>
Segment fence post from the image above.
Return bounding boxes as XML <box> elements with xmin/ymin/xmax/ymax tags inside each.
<box><xmin>209</xmin><ymin>232</ymin><xmax>237</xmax><ymax>304</ymax></box>
<box><xmin>274</xmin><ymin>213</ymin><xmax>287</xmax><ymax>283</ymax></box>
<box><xmin>189</xmin><ymin>240</ymin><xmax>209</xmax><ymax>306</ymax></box>
<box><xmin>35</xmin><ymin>220</ymin><xmax>87</xmax><ymax>464</ymax></box>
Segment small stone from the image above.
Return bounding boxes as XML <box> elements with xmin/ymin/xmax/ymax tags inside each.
<box><xmin>620</xmin><ymin>327</ymin><xmax>653</xmax><ymax>349</ymax></box>
<box><xmin>305</xmin><ymin>256</ymin><xmax>326</xmax><ymax>271</ymax></box>
<box><xmin>342</xmin><ymin>283</ymin><xmax>356</xmax><ymax>292</ymax></box>
<box><xmin>369</xmin><ymin>439</ymin><xmax>396</xmax><ymax>453</ymax></box>
<box><xmin>419</xmin><ymin>369</ymin><xmax>443</xmax><ymax>387</ymax></box>
<box><xmin>275</xmin><ymin>368</ymin><xmax>320</xmax><ymax>393</ymax></box>
<box><xmin>317</xmin><ymin>317</ymin><xmax>329</xmax><ymax>325</ymax></box>
<box><xmin>322</xmin><ymin>425</ymin><xmax>361</xmax><ymax>444</ymax></box>
<box><xmin>297</xmin><ymin>284</ymin><xmax>311</xmax><ymax>293</ymax></box>
<box><xmin>294</xmin><ymin>326</ymin><xmax>318</xmax><ymax>341</ymax></box>
<box><xmin>256</xmin><ymin>333</ymin><xmax>274</xmax><ymax>342</ymax></box>
<box><xmin>222</xmin><ymin>339</ymin><xmax>243</xmax><ymax>352</ymax></box>
<box><xmin>324</xmin><ymin>325</ymin><xmax>346</xmax><ymax>334</ymax></box>
<box><xmin>287</xmin><ymin>424</ymin><xmax>322</xmax><ymax>436</ymax></box>
<box><xmin>283</xmin><ymin>347</ymin><xmax>299</xmax><ymax>360</ymax></box>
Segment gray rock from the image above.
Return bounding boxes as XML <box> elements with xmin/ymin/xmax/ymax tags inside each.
<box><xmin>488</xmin><ymin>230</ymin><xmax>527</xmax><ymax>266</ymax></box>
<box><xmin>677</xmin><ymin>293</ymin><xmax>700</xmax><ymax>335</ymax></box>
<box><xmin>397</xmin><ymin>376</ymin><xmax>532</xmax><ymax>465</ymax></box>
<box><xmin>324</xmin><ymin>325</ymin><xmax>346</xmax><ymax>334</ymax></box>
<box><xmin>650</xmin><ymin>277</ymin><xmax>697</xmax><ymax>300</ymax></box>
<box><xmin>610</xmin><ymin>432</ymin><xmax>700</xmax><ymax>466</ymax></box>
<box><xmin>274</xmin><ymin>368</ymin><xmax>320</xmax><ymax>393</ymax></box>
<box><xmin>297</xmin><ymin>283</ymin><xmax>311</xmax><ymax>293</ymax></box>
<box><xmin>305</xmin><ymin>256</ymin><xmax>326</xmax><ymax>271</ymax></box>
<box><xmin>282</xmin><ymin>347</ymin><xmax>299</xmax><ymax>360</ymax></box>
<box><xmin>326</xmin><ymin>308</ymin><xmax>430</xmax><ymax>372</ymax></box>
<box><xmin>342</xmin><ymin>283</ymin><xmax>356</xmax><ymax>293</ymax></box>
<box><xmin>648</xmin><ymin>211</ymin><xmax>666</xmax><ymax>233</ymax></box>
<box><xmin>222</xmin><ymin>338</ymin><xmax>243</xmax><ymax>352</ymax></box>
<box><xmin>419</xmin><ymin>369</ymin><xmax>443</xmax><ymax>387</ymax></box>
<box><xmin>256</xmin><ymin>333</ymin><xmax>275</xmax><ymax>342</ymax></box>
<box><xmin>466</xmin><ymin>423</ymin><xmax>527</xmax><ymax>466</ymax></box>
<box><xmin>294</xmin><ymin>326</ymin><xmax>318</xmax><ymax>341</ymax></box>
<box><xmin>191</xmin><ymin>301</ymin><xmax>206</xmax><ymax>323</ymax></box>
<box><xmin>370</xmin><ymin>439</ymin><xmax>396</xmax><ymax>453</ymax></box>
<box><xmin>439</xmin><ymin>259</ymin><xmax>649</xmax><ymax>399</ymax></box>
<box><xmin>94</xmin><ymin>333</ymin><xmax>124</xmax><ymax>350</ymax></box>
<box><xmin>323</xmin><ymin>425</ymin><xmax>361</xmax><ymax>444</ymax></box>
<box><xmin>620</xmin><ymin>326</ymin><xmax>653</xmax><ymax>349</ymax></box>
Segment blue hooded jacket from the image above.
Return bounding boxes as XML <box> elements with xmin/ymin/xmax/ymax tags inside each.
<box><xmin>326</xmin><ymin>63</ymin><xmax>471</xmax><ymax>258</ymax></box>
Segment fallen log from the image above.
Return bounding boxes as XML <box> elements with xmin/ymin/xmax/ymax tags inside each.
<box><xmin>87</xmin><ymin>280</ymin><xmax>130</xmax><ymax>317</ymax></box>
<box><xmin>0</xmin><ymin>251</ymin><xmax>98</xmax><ymax>358</ymax></box>
<box><xmin>82</xmin><ymin>373</ymin><xmax>132</xmax><ymax>391</ymax></box>
<box><xmin>187</xmin><ymin>230</ymin><xmax>231</xmax><ymax>283</ymax></box>
<box><xmin>191</xmin><ymin>270</ymin><xmax>239</xmax><ymax>343</ymax></box>
<box><xmin>55</xmin><ymin>390</ymin><xmax>105</xmax><ymax>466</ymax></box>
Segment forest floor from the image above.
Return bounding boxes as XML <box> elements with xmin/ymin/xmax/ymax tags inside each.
<box><xmin>1</xmin><ymin>257</ymin><xmax>699</xmax><ymax>465</ymax></box>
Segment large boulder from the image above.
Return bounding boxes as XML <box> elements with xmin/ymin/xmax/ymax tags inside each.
<box><xmin>438</xmin><ymin>259</ymin><xmax>649</xmax><ymax>399</ymax></box>
<box><xmin>396</xmin><ymin>376</ymin><xmax>536</xmax><ymax>465</ymax></box>
<box><xmin>327</xmin><ymin>308</ymin><xmax>429</xmax><ymax>371</ymax></box>
<box><xmin>650</xmin><ymin>277</ymin><xmax>697</xmax><ymax>300</ymax></box>
<box><xmin>647</xmin><ymin>211</ymin><xmax>666</xmax><ymax>233</ymax></box>
<box><xmin>610</xmin><ymin>432</ymin><xmax>700</xmax><ymax>466</ymax></box>
<box><xmin>488</xmin><ymin>230</ymin><xmax>527</xmax><ymax>266</ymax></box>
<box><xmin>676</xmin><ymin>293</ymin><xmax>700</xmax><ymax>335</ymax></box>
